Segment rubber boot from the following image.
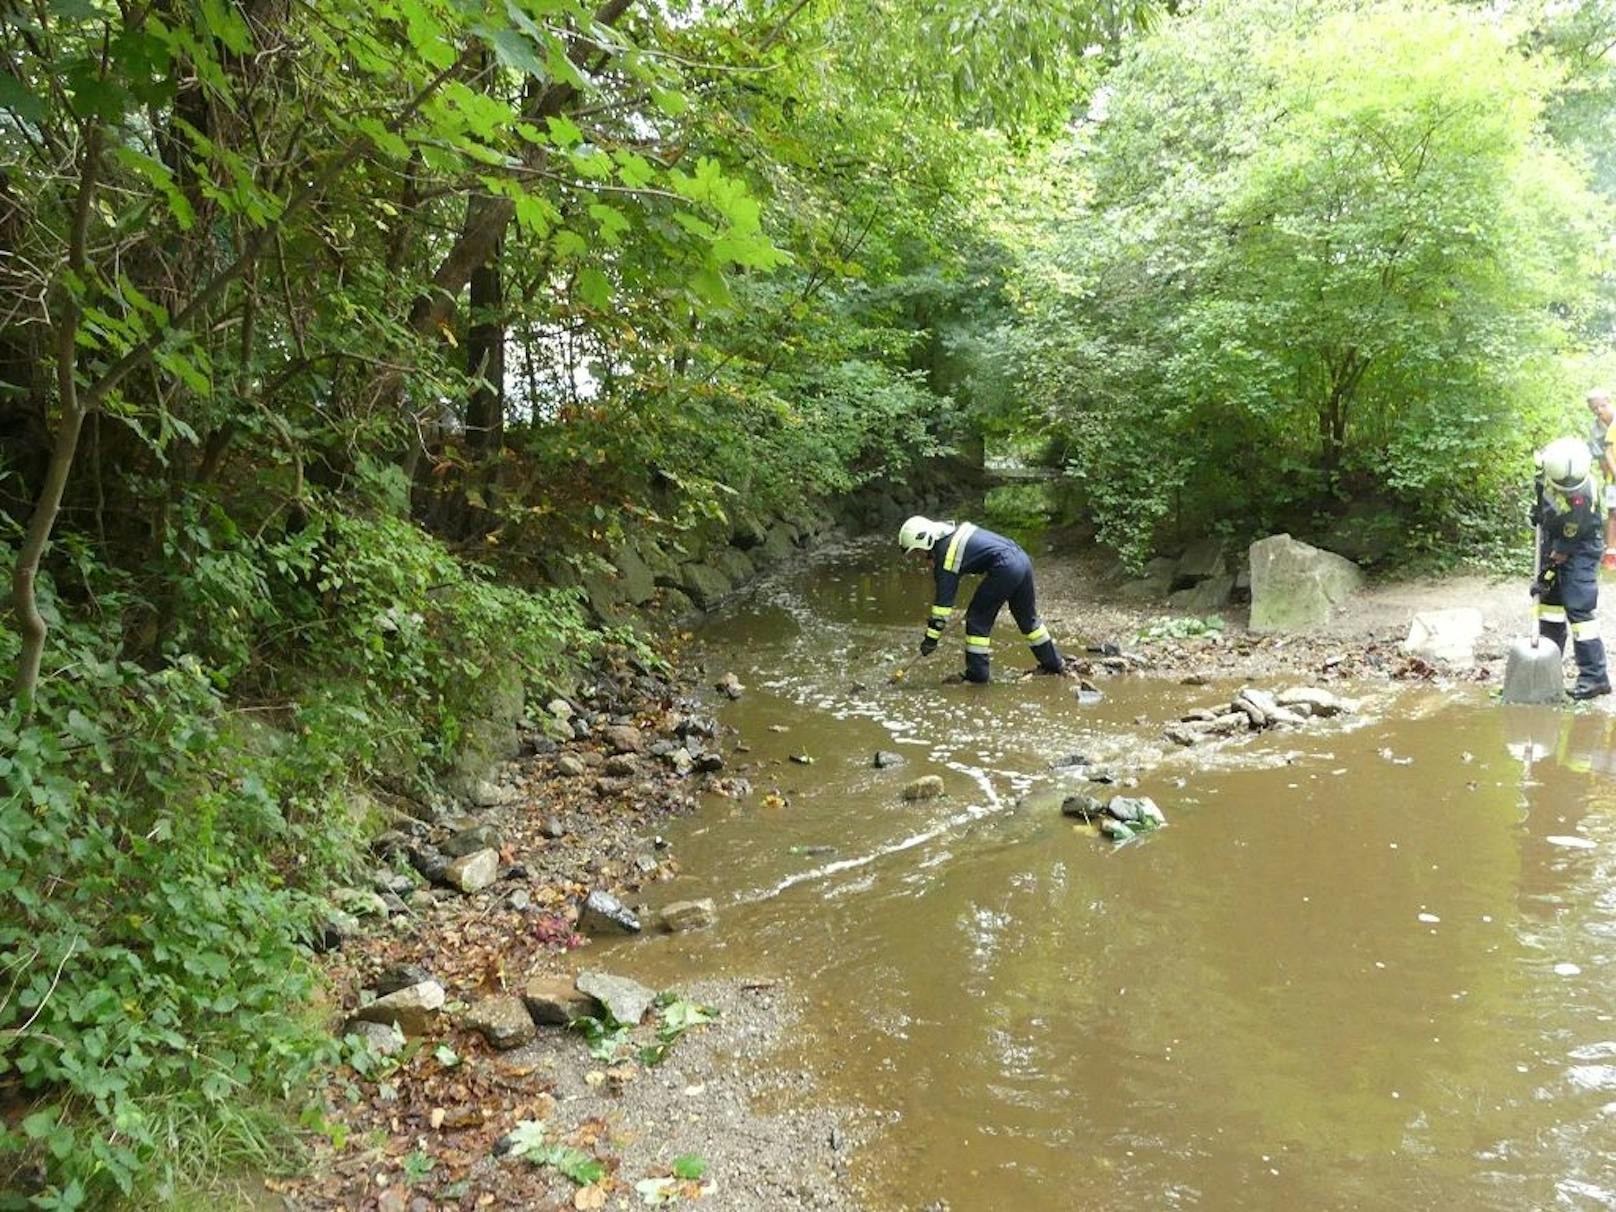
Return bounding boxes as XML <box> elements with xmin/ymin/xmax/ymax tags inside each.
<box><xmin>1539</xmin><ymin>619</ymin><xmax>1568</xmax><ymax>652</ymax></box>
<box><xmin>1031</xmin><ymin>639</ymin><xmax>1065</xmax><ymax>674</ymax></box>
<box><xmin>964</xmin><ymin>651</ymin><xmax>991</xmax><ymax>683</ymax></box>
<box><xmin>1570</xmin><ymin>638</ymin><xmax>1611</xmax><ymax>700</ymax></box>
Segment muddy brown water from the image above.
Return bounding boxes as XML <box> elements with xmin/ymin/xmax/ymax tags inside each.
<box><xmin>617</xmin><ymin>537</ymin><xmax>1616</xmax><ymax>1211</ymax></box>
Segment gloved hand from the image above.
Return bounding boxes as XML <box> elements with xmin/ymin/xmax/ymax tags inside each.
<box><xmin>919</xmin><ymin>636</ymin><xmax>938</xmax><ymax>657</ymax></box>
<box><xmin>1528</xmin><ymin>503</ymin><xmax>1542</xmax><ymax>527</ymax></box>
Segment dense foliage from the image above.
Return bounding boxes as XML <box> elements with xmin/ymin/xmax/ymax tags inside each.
<box><xmin>0</xmin><ymin>0</ymin><xmax>1143</xmax><ymax>1204</ymax></box>
<box><xmin>978</xmin><ymin>0</ymin><xmax>1612</xmax><ymax>566</ymax></box>
<box><xmin>4</xmin><ymin>0</ymin><xmax>1616</xmax><ymax>1202</ymax></box>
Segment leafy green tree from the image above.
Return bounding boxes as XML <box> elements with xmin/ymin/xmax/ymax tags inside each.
<box><xmin>992</xmin><ymin>0</ymin><xmax>1607</xmax><ymax>563</ymax></box>
<box><xmin>0</xmin><ymin>0</ymin><xmax>1160</xmax><ymax>1201</ymax></box>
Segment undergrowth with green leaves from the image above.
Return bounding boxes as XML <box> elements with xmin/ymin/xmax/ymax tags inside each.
<box><xmin>1135</xmin><ymin>615</ymin><xmax>1227</xmax><ymax>644</ymax></box>
<box><xmin>0</xmin><ymin>501</ymin><xmax>605</xmax><ymax>1209</ymax></box>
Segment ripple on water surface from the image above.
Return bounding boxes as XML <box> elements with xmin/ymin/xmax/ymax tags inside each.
<box><xmin>627</xmin><ymin>540</ymin><xmax>1616</xmax><ymax>1212</ymax></box>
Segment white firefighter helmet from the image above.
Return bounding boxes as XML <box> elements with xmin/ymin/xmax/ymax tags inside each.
<box><xmin>898</xmin><ymin>515</ymin><xmax>951</xmax><ymax>552</ymax></box>
<box><xmin>1540</xmin><ymin>436</ymin><xmax>1593</xmax><ymax>491</ymax></box>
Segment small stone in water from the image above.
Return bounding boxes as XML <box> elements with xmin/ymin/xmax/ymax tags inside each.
<box><xmin>578</xmin><ymin>890</ymin><xmax>641</xmax><ymax>935</ymax></box>
<box><xmin>660</xmin><ymin>898</ymin><xmax>717</xmax><ymax>932</ymax></box>
<box><xmin>1106</xmin><ymin>796</ymin><xmax>1165</xmax><ymax>828</ymax></box>
<box><xmin>1060</xmin><ymin>794</ymin><xmax>1106</xmax><ymax>820</ymax></box>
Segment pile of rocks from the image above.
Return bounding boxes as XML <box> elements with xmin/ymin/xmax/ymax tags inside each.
<box><xmin>340</xmin><ymin>963</ymin><xmax>666</xmax><ymax>1052</ymax></box>
<box><xmin>1061</xmin><ymin>792</ymin><xmax>1168</xmax><ymax>842</ymax></box>
<box><xmin>1164</xmin><ymin>685</ymin><xmax>1350</xmax><ymax>747</ymax></box>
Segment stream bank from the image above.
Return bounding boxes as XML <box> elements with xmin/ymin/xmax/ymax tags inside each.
<box><xmin>279</xmin><ymin>513</ymin><xmax>1614</xmax><ymax>1212</ymax></box>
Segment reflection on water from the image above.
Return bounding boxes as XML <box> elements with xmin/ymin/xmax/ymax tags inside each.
<box><xmin>625</xmin><ymin>540</ymin><xmax>1616</xmax><ymax>1211</ymax></box>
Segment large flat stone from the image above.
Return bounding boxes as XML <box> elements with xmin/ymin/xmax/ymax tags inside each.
<box><xmin>1169</xmin><ymin>573</ymin><xmax>1234</xmax><ymax>613</ymax></box>
<box><xmin>758</xmin><ymin>524</ymin><xmax>797</xmax><ymax>564</ymax></box>
<box><xmin>1403</xmin><ymin>607</ymin><xmax>1485</xmax><ymax>667</ymax></box>
<box><xmin>1116</xmin><ymin>556</ymin><xmax>1176</xmax><ymax>602</ymax></box>
<box><xmin>523</xmin><ymin>973</ymin><xmax>598</xmax><ymax>1025</ymax></box>
<box><xmin>612</xmin><ymin>544</ymin><xmax>658</xmax><ymax>605</ymax></box>
<box><xmin>575</xmin><ymin>971</ymin><xmax>657</xmax><ymax>1026</ymax></box>
<box><xmin>1173</xmin><ymin>538</ymin><xmax>1226</xmax><ymax>588</ymax></box>
<box><xmin>711</xmin><ymin>547</ymin><xmax>756</xmax><ymax>585</ymax></box>
<box><xmin>680</xmin><ymin>562</ymin><xmax>733</xmax><ymax>609</ymax></box>
<box><xmin>445</xmin><ymin>848</ymin><xmax>500</xmax><ymax>894</ymax></box>
<box><xmin>1247</xmin><ymin>534</ymin><xmax>1363</xmax><ymax>634</ymax></box>
<box><xmin>443</xmin><ymin>824</ymin><xmax>500</xmax><ymax>857</ymax></box>
<box><xmin>604</xmin><ymin>725</ymin><xmax>645</xmax><ymax>755</ymax></box>
<box><xmin>352</xmin><ymin>980</ymin><xmax>445</xmax><ymax>1037</ymax></box>
<box><xmin>578</xmin><ymin>889</ymin><xmax>641</xmax><ymax>935</ymax></box>
<box><xmin>462</xmin><ymin>995</ymin><xmax>536</xmax><ymax>1050</ymax></box>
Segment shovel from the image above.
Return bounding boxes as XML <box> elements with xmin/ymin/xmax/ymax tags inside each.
<box><xmin>1501</xmin><ymin>522</ymin><xmax>1564</xmax><ymax>705</ymax></box>
<box><xmin>887</xmin><ymin>648</ymin><xmax>933</xmax><ymax>684</ymax></box>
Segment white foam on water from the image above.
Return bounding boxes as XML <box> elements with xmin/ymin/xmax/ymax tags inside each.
<box><xmin>1547</xmin><ymin>835</ymin><xmax>1598</xmax><ymax>850</ymax></box>
<box><xmin>735</xmin><ymin>799</ymin><xmax>1002</xmax><ymax>905</ymax></box>
<box><xmin>1567</xmin><ymin>1065</ymin><xmax>1616</xmax><ymax>1092</ymax></box>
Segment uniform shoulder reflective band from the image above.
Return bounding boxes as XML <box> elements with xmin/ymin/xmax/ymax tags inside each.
<box><xmin>943</xmin><ymin>523</ymin><xmax>977</xmax><ymax>574</ymax></box>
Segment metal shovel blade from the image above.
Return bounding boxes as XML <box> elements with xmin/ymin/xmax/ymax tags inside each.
<box><xmin>1500</xmin><ymin>634</ymin><xmax>1564</xmax><ymax>704</ymax></box>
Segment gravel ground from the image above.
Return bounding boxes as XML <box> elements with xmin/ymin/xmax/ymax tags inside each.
<box><xmin>277</xmin><ymin>648</ymin><xmax>881</xmax><ymax>1212</ymax></box>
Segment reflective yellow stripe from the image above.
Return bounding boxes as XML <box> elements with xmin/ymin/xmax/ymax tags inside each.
<box><xmin>964</xmin><ymin>634</ymin><xmax>992</xmax><ymax>651</ymax></box>
<box><xmin>930</xmin><ymin>605</ymin><xmax>953</xmax><ymax>619</ymax></box>
<box><xmin>925</xmin><ymin>626</ymin><xmax>943</xmax><ymax>640</ymax></box>
<box><xmin>1023</xmin><ymin>625</ymin><xmax>1049</xmax><ymax>645</ymax></box>
<box><xmin>1538</xmin><ymin>605</ymin><xmax>1567</xmax><ymax>622</ymax></box>
<box><xmin>1572</xmin><ymin>618</ymin><xmax>1601</xmax><ymax>639</ymax></box>
<box><xmin>943</xmin><ymin>523</ymin><xmax>977</xmax><ymax>574</ymax></box>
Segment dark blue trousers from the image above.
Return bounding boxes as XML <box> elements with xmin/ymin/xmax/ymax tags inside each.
<box><xmin>962</xmin><ymin>556</ymin><xmax>1063</xmax><ymax>682</ymax></box>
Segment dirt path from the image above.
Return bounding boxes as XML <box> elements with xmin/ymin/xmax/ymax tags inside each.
<box><xmin>1035</xmin><ymin>547</ymin><xmax>1539</xmax><ymax>686</ymax></box>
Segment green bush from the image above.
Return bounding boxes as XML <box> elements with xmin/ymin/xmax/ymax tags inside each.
<box><xmin>0</xmin><ymin>506</ymin><xmax>603</xmax><ymax>1207</ymax></box>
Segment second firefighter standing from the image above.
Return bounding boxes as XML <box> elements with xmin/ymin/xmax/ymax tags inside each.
<box><xmin>1532</xmin><ymin>436</ymin><xmax>1611</xmax><ymax>700</ymax></box>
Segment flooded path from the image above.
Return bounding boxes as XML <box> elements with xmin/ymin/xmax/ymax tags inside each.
<box><xmin>622</xmin><ymin>536</ymin><xmax>1616</xmax><ymax>1210</ymax></box>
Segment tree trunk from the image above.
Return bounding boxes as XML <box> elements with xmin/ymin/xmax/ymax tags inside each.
<box><xmin>403</xmin><ymin>0</ymin><xmax>638</xmax><ymax>341</ymax></box>
<box><xmin>1319</xmin><ymin>346</ymin><xmax>1366</xmax><ymax>484</ymax></box>
<box><xmin>466</xmin><ymin>238</ymin><xmax>505</xmax><ymax>457</ymax></box>
<box><xmin>12</xmin><ymin>126</ymin><xmax>101</xmax><ymax>714</ymax></box>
